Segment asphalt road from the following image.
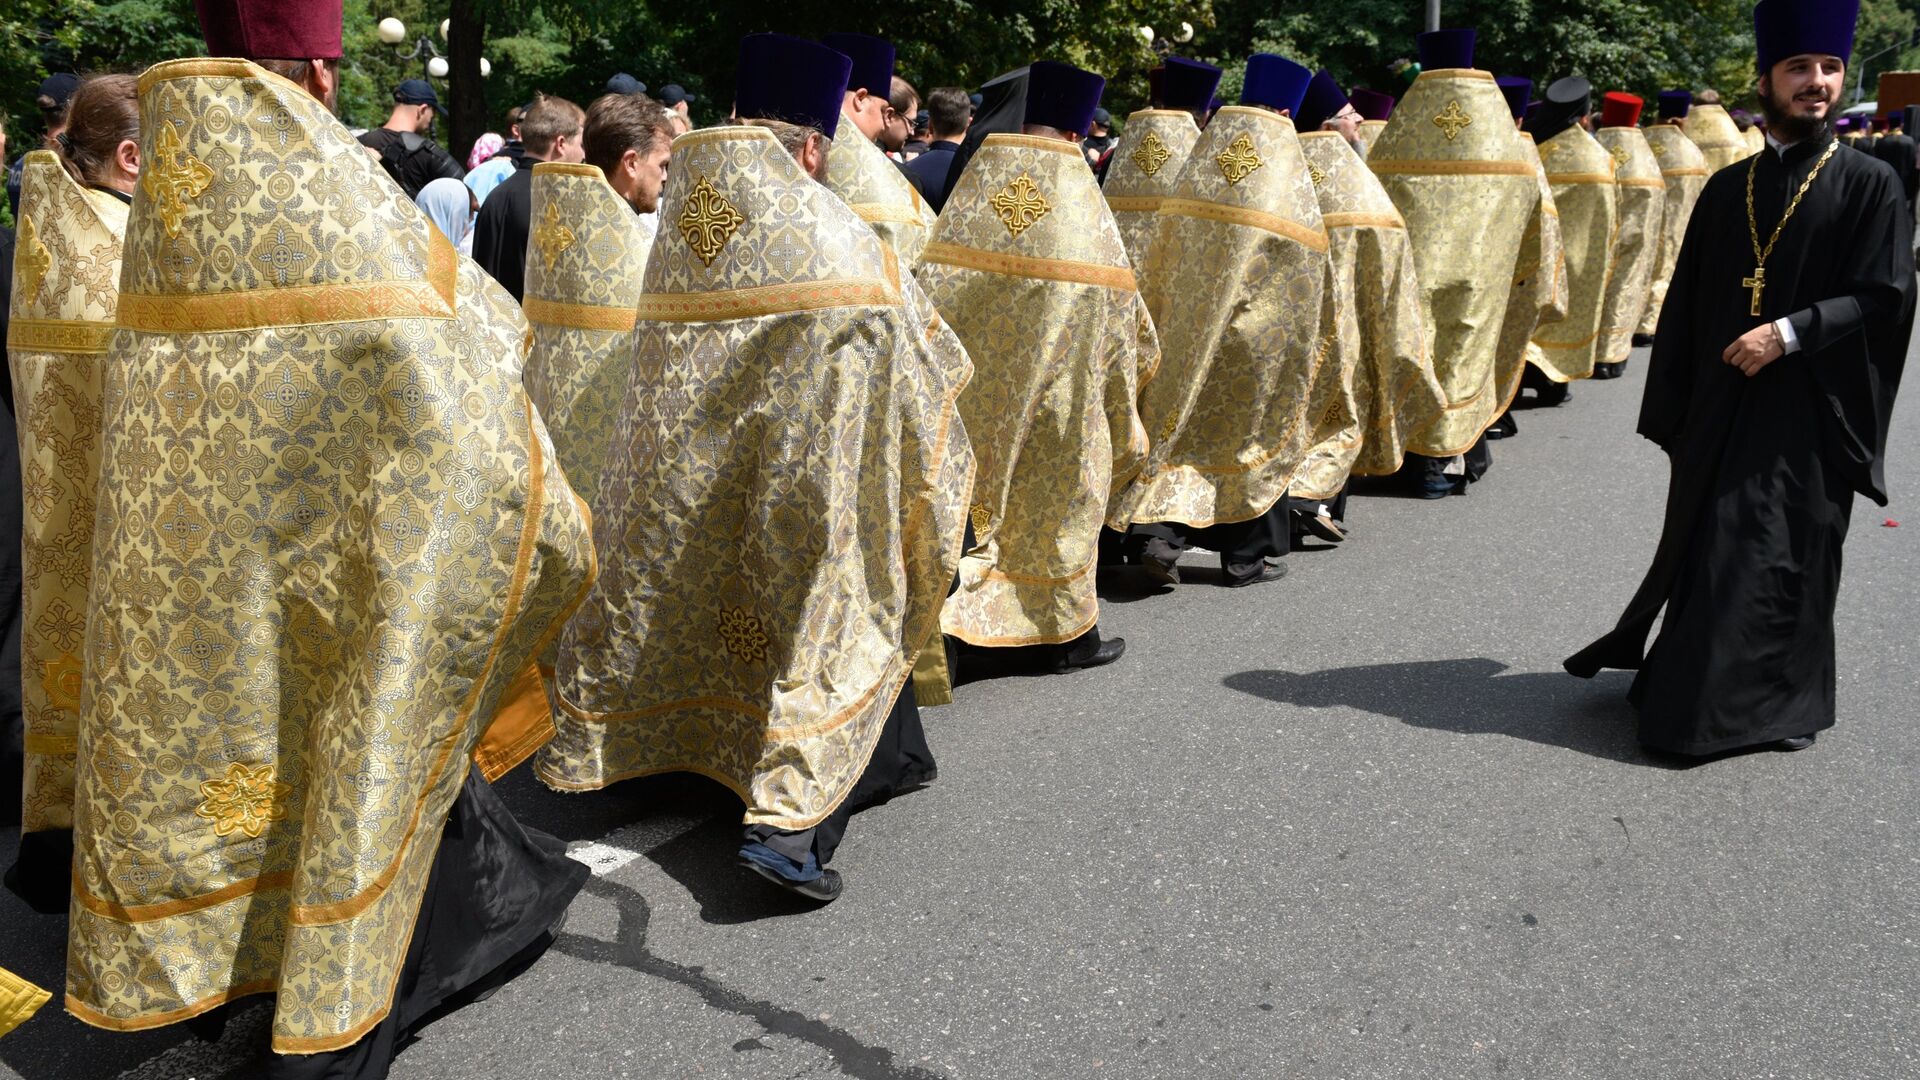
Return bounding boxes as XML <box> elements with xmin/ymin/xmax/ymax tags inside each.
<box><xmin>4</xmin><ymin>341</ymin><xmax>1917</xmax><ymax>1080</ymax></box>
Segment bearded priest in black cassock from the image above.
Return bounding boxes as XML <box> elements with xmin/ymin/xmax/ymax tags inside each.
<box><xmin>1567</xmin><ymin>0</ymin><xmax>1914</xmax><ymax>758</ymax></box>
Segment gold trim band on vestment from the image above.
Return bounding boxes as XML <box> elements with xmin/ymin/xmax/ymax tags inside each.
<box><xmin>118</xmin><ymin>239</ymin><xmax>458</xmax><ymax>333</ymax></box>
<box><xmin>523</xmin><ymin>296</ymin><xmax>639</xmax><ymax>332</ymax></box>
<box><xmin>1546</xmin><ymin>172</ymin><xmax>1619</xmax><ymax>185</ymax></box>
<box><xmin>7</xmin><ymin>317</ymin><xmax>115</xmax><ymax>354</ymax></box>
<box><xmin>1155</xmin><ymin>198</ymin><xmax>1330</xmax><ymax>253</ymax></box>
<box><xmin>1106</xmin><ymin>196</ymin><xmax>1165</xmax><ymax>213</ymax></box>
<box><xmin>532</xmin><ymin>161</ymin><xmax>605</xmax><ymax>180</ymax></box>
<box><xmin>1533</xmin><ymin>325</ymin><xmax>1607</xmax><ymax>349</ymax></box>
<box><xmin>22</xmin><ymin>734</ymin><xmax>75</xmax><ymax>755</ymax></box>
<box><xmin>1618</xmin><ymin>177</ymin><xmax>1668</xmax><ymax>189</ymax></box>
<box><xmin>1661</xmin><ymin>168</ymin><xmax>1710</xmax><ymax>177</ymax></box>
<box><xmin>980</xmin><ymin>132</ymin><xmax>1085</xmax><ymax>156</ymax></box>
<box><xmin>1321</xmin><ymin>211</ymin><xmax>1405</xmax><ymax>231</ymax></box>
<box><xmin>848</xmin><ymin>202</ymin><xmax>923</xmax><ymax>225</ymax></box>
<box><xmin>1370</xmin><ymin>160</ymin><xmax>1537</xmax><ymax>177</ymax></box>
<box><xmin>1418</xmin><ymin>68</ymin><xmax>1496</xmax><ymax>81</ymax></box>
<box><xmin>918</xmin><ymin>241</ymin><xmax>1138</xmax><ymax>291</ymax></box>
<box><xmin>633</xmin><ymin>278</ymin><xmax>901</xmax><ymax>322</ymax></box>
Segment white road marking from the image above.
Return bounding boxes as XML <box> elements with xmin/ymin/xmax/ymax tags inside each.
<box><xmin>568</xmin><ymin>841</ymin><xmax>644</xmax><ymax>876</ymax></box>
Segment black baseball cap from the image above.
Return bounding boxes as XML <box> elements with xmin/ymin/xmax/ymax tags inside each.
<box><xmin>37</xmin><ymin>73</ymin><xmax>80</xmax><ymax>109</ymax></box>
<box><xmin>394</xmin><ymin>78</ymin><xmax>443</xmax><ymax>113</ymax></box>
<box><xmin>606</xmin><ymin>73</ymin><xmax>647</xmax><ymax>95</ymax></box>
<box><xmin>1091</xmin><ymin>107</ymin><xmax>1112</xmax><ymax>127</ymax></box>
<box><xmin>660</xmin><ymin>83</ymin><xmax>697</xmax><ymax>106</ymax></box>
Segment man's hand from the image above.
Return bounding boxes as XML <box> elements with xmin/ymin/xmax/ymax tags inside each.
<box><xmin>1722</xmin><ymin>322</ymin><xmax>1785</xmax><ymax>377</ymax></box>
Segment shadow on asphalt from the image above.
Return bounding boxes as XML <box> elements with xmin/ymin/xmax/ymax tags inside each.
<box><xmin>1223</xmin><ymin>658</ymin><xmax>1652</xmax><ymax>765</ymax></box>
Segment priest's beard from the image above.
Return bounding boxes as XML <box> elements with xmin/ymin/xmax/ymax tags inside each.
<box><xmin>1758</xmin><ymin>78</ymin><xmax>1836</xmax><ymax>145</ymax></box>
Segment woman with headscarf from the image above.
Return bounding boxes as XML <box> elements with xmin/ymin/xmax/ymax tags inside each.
<box><xmin>416</xmin><ymin>174</ymin><xmax>477</xmax><ymax>253</ymax></box>
<box><xmin>467</xmin><ymin>130</ymin><xmax>504</xmax><ymax>171</ymax></box>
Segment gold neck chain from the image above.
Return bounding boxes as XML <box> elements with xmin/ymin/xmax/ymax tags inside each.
<box><xmin>1741</xmin><ymin>137</ymin><xmax>1840</xmax><ymax>316</ymax></box>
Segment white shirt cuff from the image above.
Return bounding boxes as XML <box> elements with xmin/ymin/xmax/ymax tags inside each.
<box><xmin>1774</xmin><ymin>317</ymin><xmax>1802</xmax><ymax>354</ymax></box>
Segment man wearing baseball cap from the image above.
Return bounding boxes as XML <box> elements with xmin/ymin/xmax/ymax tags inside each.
<box><xmin>356</xmin><ymin>76</ymin><xmax>466</xmax><ymax>199</ymax></box>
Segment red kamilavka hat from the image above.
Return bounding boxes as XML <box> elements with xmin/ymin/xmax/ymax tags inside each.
<box><xmin>1600</xmin><ymin>91</ymin><xmax>1644</xmax><ymax>128</ymax></box>
<box><xmin>195</xmin><ymin>0</ymin><xmax>343</xmax><ymax>61</ymax></box>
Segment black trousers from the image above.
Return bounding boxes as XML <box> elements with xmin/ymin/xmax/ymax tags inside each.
<box><xmin>1143</xmin><ymin>502</ymin><xmax>1289</xmax><ymax>580</ymax></box>
<box><xmin>747</xmin><ymin>681</ymin><xmax>934</xmax><ymax>869</ymax></box>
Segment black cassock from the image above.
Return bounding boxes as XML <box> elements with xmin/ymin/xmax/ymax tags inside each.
<box><xmin>1566</xmin><ymin>136</ymin><xmax>1914</xmax><ymax>755</ymax></box>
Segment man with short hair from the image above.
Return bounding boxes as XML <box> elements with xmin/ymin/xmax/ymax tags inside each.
<box><xmin>903</xmin><ymin>84</ymin><xmax>971</xmax><ymax>211</ymax></box>
<box><xmin>472</xmin><ymin>91</ymin><xmax>585</xmax><ymax>300</ymax></box>
<box><xmin>356</xmin><ymin>77</ymin><xmax>465</xmax><ymax>198</ymax></box>
<box><xmin>885</xmin><ymin>74</ymin><xmax>919</xmax><ymax>155</ymax></box>
<box><xmin>1569</xmin><ymin>0</ymin><xmax>1914</xmax><ymax>759</ymax></box>
<box><xmin>818</xmin><ymin>33</ymin><xmax>936</xmax><ymax>262</ymax></box>
<box><xmin>580</xmin><ymin>91</ymin><xmax>674</xmax><ymax>215</ymax></box>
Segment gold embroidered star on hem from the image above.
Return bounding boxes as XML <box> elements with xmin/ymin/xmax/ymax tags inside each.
<box><xmin>1215</xmin><ymin>133</ymin><xmax>1265</xmax><ymax>185</ymax></box>
<box><xmin>678</xmin><ymin>175</ymin><xmax>746</xmax><ymax>267</ymax></box>
<box><xmin>195</xmin><ymin>763</ymin><xmax>292</xmax><ymax>839</ymax></box>
<box><xmin>1432</xmin><ymin>101</ymin><xmax>1474</xmax><ymax>141</ymax></box>
<box><xmin>16</xmin><ymin>214</ymin><xmax>51</xmax><ymax>301</ymax></box>
<box><xmin>989</xmin><ymin>173</ymin><xmax>1052</xmax><ymax>238</ymax></box>
<box><xmin>1131</xmin><ymin>131</ymin><xmax>1173</xmax><ymax>177</ymax></box>
<box><xmin>142</xmin><ymin>122</ymin><xmax>214</xmax><ymax>238</ymax></box>
<box><xmin>534</xmin><ymin>200</ymin><xmax>576</xmax><ymax>271</ymax></box>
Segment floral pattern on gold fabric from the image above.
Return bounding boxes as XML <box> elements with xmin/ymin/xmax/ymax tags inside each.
<box><xmin>140</xmin><ymin>121</ymin><xmax>213</xmax><ymax>238</ymax></box>
<box><xmin>1119</xmin><ymin>110</ymin><xmax>1330</xmax><ymax>528</ymax></box>
<box><xmin>717</xmin><ymin>607</ymin><xmax>771</xmax><ymax>664</ymax></box>
<box><xmin>1131</xmin><ymin>130</ymin><xmax>1172</xmax><ymax>176</ymax></box>
<box><xmin>1683</xmin><ymin>104</ymin><xmax>1753</xmax><ymax>173</ymax></box>
<box><xmin>533</xmin><ymin>198</ymin><xmax>577</xmax><ymax>271</ymax></box>
<box><xmin>989</xmin><ymin>173</ymin><xmax>1052</xmax><ymax>238</ymax></box>
<box><xmin>1432</xmin><ymin>100</ymin><xmax>1474</xmax><ymax>141</ymax></box>
<box><xmin>823</xmin><ymin>112</ymin><xmax>937</xmax><ymax>265</ymax></box>
<box><xmin>16</xmin><ymin>214</ymin><xmax>52</xmax><ymax>301</ymax></box>
<box><xmin>918</xmin><ymin>134</ymin><xmax>1155</xmax><ymax>647</ymax></box>
<box><xmin>66</xmin><ymin>59</ymin><xmax>594</xmax><ymax>1054</ymax></box>
<box><xmin>1215</xmin><ymin>132</ymin><xmax>1266</xmax><ymax>185</ymax></box>
<box><xmin>968</xmin><ymin>503</ymin><xmax>992</xmax><ymax>535</ymax></box>
<box><xmin>193</xmin><ymin>763</ymin><xmax>291</xmax><ymax>838</ymax></box>
<box><xmin>1103</xmin><ymin>111</ymin><xmax>1202</xmax><ymax>274</ymax></box>
<box><xmin>1638</xmin><ymin>126</ymin><xmax>1709</xmax><ymax>336</ymax></box>
<box><xmin>1488</xmin><ymin>137</ymin><xmax>1568</xmax><ymax>428</ymax></box>
<box><xmin>1368</xmin><ymin>71</ymin><xmax>1538</xmax><ymax>455</ymax></box>
<box><xmin>543</xmin><ymin>128</ymin><xmax>971</xmax><ymax>830</ymax></box>
<box><xmin>677</xmin><ymin>175</ymin><xmax>744</xmax><ymax>266</ymax></box>
<box><xmin>9</xmin><ymin>156</ymin><xmax>127</xmax><ymax>838</ymax></box>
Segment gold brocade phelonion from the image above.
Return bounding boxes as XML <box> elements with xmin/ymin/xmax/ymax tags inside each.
<box><xmin>1594</xmin><ymin>125</ymin><xmax>1667</xmax><ymax>366</ymax></box>
<box><xmin>1355</xmin><ymin>119</ymin><xmax>1387</xmax><ymax>160</ymax></box>
<box><xmin>1368</xmin><ymin>68</ymin><xmax>1542</xmax><ymax>456</ymax></box>
<box><xmin>66</xmin><ymin>58</ymin><xmax>595</xmax><ymax>1054</ymax></box>
<box><xmin>1639</xmin><ymin>124</ymin><xmax>1710</xmax><ymax>335</ymax></box>
<box><xmin>1742</xmin><ymin>137</ymin><xmax>1840</xmax><ymax>317</ymax></box>
<box><xmin>7</xmin><ymin>152</ymin><xmax>127</xmax><ymax>840</ymax></box>
<box><xmin>918</xmin><ymin>133</ymin><xmax>1156</xmax><ymax>648</ymax></box>
<box><xmin>1526</xmin><ymin>124</ymin><xmax>1619</xmax><ymax>383</ymax></box>
<box><xmin>543</xmin><ymin>126</ymin><xmax>973</xmax><ymax>828</ymax></box>
<box><xmin>1292</xmin><ymin>131</ymin><xmax>1446</xmax><ymax>498</ymax></box>
<box><xmin>1103</xmin><ymin>109</ymin><xmax>1203</xmax><ymax>274</ymax></box>
<box><xmin>823</xmin><ymin>112</ymin><xmax>937</xmax><ymax>265</ymax></box>
<box><xmin>1684</xmin><ymin>103</ymin><xmax>1754</xmax><ymax>173</ymax></box>
<box><xmin>1115</xmin><ymin>107</ymin><xmax>1331</xmax><ymax>528</ymax></box>
<box><xmin>1490</xmin><ymin>134</ymin><xmax>1570</xmax><ymax>417</ymax></box>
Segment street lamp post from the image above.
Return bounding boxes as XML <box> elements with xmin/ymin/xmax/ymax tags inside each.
<box><xmin>378</xmin><ymin>16</ymin><xmax>489</xmax><ymax>82</ymax></box>
<box><xmin>1426</xmin><ymin>0</ymin><xmax>1442</xmax><ymax>33</ymax></box>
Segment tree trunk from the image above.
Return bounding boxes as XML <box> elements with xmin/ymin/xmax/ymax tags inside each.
<box><xmin>446</xmin><ymin>0</ymin><xmax>487</xmax><ymax>166</ymax></box>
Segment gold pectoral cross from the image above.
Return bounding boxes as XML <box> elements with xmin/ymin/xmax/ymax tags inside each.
<box><xmin>1743</xmin><ymin>267</ymin><xmax>1766</xmax><ymax>316</ymax></box>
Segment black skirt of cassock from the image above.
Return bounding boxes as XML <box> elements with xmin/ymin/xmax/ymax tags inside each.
<box><xmin>258</xmin><ymin>766</ymin><xmax>587</xmax><ymax>1079</ymax></box>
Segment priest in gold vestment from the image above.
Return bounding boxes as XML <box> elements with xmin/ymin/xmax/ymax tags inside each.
<box><xmin>920</xmin><ymin>60</ymin><xmax>1151</xmax><ymax>667</ymax></box>
<box><xmin>544</xmin><ymin>35</ymin><xmax>972</xmax><ymax>905</ymax></box>
<box><xmin>65</xmin><ymin>3</ymin><xmax>595</xmax><ymax>1071</ymax></box>
<box><xmin>1103</xmin><ymin>57</ymin><xmax>1219</xmax><ymax>274</ymax></box>
<box><xmin>1371</xmin><ymin>30</ymin><xmax>1542</xmax><ymax>497</ymax></box>
<box><xmin>819</xmin><ymin>33</ymin><xmax>937</xmax><ymax>265</ymax></box>
<box><xmin>6</xmin><ymin>77</ymin><xmax>136</xmax><ymax>914</ymax></box>
<box><xmin>1116</xmin><ymin>57</ymin><xmax>1328</xmax><ymax>580</ymax></box>
<box><xmin>1521</xmin><ymin>77</ymin><xmax>1618</xmax><ymax>407</ymax></box>
<box><xmin>1483</xmin><ymin>75</ymin><xmax>1570</xmax><ymax>441</ymax></box>
<box><xmin>1685</xmin><ymin>100</ymin><xmax>1753</xmax><ymax>173</ymax></box>
<box><xmin>1350</xmin><ymin>89</ymin><xmax>1396</xmax><ymax>159</ymax></box>
<box><xmin>1592</xmin><ymin>92</ymin><xmax>1665</xmax><ymax>379</ymax></box>
<box><xmin>1637</xmin><ymin>91</ymin><xmax>1710</xmax><ymax>340</ymax></box>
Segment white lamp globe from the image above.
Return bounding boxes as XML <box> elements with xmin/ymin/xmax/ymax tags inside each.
<box><xmin>1176</xmin><ymin>21</ymin><xmax>1194</xmax><ymax>43</ymax></box>
<box><xmin>426</xmin><ymin>56</ymin><xmax>450</xmax><ymax>79</ymax></box>
<box><xmin>478</xmin><ymin>57</ymin><xmax>492</xmax><ymax>78</ymax></box>
<box><xmin>376</xmin><ymin>17</ymin><xmax>407</xmax><ymax>45</ymax></box>
<box><xmin>439</xmin><ymin>19</ymin><xmax>450</xmax><ymax>40</ymax></box>
<box><xmin>1138</xmin><ymin>25</ymin><xmax>1155</xmax><ymax>43</ymax></box>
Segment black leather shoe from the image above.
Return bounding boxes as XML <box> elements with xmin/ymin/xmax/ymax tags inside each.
<box><xmin>1631</xmin><ymin>333</ymin><xmax>1655</xmax><ymax>348</ymax></box>
<box><xmin>1772</xmin><ymin>733</ymin><xmax>1817</xmax><ymax>752</ymax></box>
<box><xmin>1300</xmin><ymin>512</ymin><xmax>1346</xmax><ymax>544</ymax></box>
<box><xmin>1056</xmin><ymin>635</ymin><xmax>1125</xmax><ymax>672</ymax></box>
<box><xmin>1140</xmin><ymin>554</ymin><xmax>1180</xmax><ymax>587</ymax></box>
<box><xmin>742</xmin><ymin>860</ymin><xmax>845</xmax><ymax>903</ymax></box>
<box><xmin>1224</xmin><ymin>559</ymin><xmax>1289</xmax><ymax>588</ymax></box>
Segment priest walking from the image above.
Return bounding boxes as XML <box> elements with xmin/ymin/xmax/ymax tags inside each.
<box><xmin>1567</xmin><ymin>0</ymin><xmax>1914</xmax><ymax>758</ymax></box>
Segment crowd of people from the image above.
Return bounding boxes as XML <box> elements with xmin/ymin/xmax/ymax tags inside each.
<box><xmin>0</xmin><ymin>0</ymin><xmax>1911</xmax><ymax>1075</ymax></box>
